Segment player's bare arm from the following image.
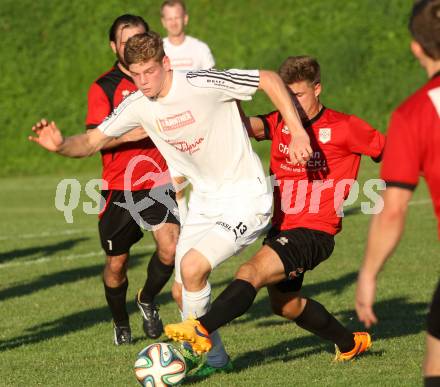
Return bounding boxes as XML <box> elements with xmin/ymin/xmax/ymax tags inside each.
<box><xmin>356</xmin><ymin>187</ymin><xmax>413</xmax><ymax>327</ymax></box>
<box><xmin>29</xmin><ymin>118</ymin><xmax>113</xmax><ymax>157</ymax></box>
<box><xmin>258</xmin><ymin>70</ymin><xmax>312</xmax><ymax>164</ymax></box>
<box><xmin>86</xmin><ymin>126</ymin><xmax>149</xmax><ymax>151</ymax></box>
<box><xmin>236</xmin><ymin>101</ymin><xmax>265</xmax><ymax>140</ymax></box>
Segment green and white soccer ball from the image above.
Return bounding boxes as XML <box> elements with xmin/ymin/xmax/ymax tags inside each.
<box><xmin>134</xmin><ymin>343</ymin><xmax>186</xmax><ymax>386</ymax></box>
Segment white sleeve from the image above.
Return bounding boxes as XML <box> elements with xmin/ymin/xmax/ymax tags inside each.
<box><xmin>98</xmin><ymin>92</ymin><xmax>143</xmax><ymax>137</ymax></box>
<box><xmin>186</xmin><ymin>69</ymin><xmax>259</xmax><ymax>102</ymax></box>
<box><xmin>200</xmin><ymin>43</ymin><xmax>215</xmax><ymax>69</ymax></box>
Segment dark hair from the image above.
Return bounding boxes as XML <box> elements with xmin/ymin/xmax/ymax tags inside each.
<box><xmin>125</xmin><ymin>31</ymin><xmax>165</xmax><ymax>66</ymax></box>
<box><xmin>278</xmin><ymin>56</ymin><xmax>321</xmax><ymax>85</ymax></box>
<box><xmin>409</xmin><ymin>0</ymin><xmax>440</xmax><ymax>59</ymax></box>
<box><xmin>109</xmin><ymin>14</ymin><xmax>149</xmax><ymax>43</ymax></box>
<box><xmin>160</xmin><ymin>0</ymin><xmax>187</xmax><ymax>16</ymax></box>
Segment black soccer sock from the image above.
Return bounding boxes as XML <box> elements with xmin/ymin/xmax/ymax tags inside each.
<box><xmin>104</xmin><ymin>279</ymin><xmax>129</xmax><ymax>326</ymax></box>
<box><xmin>295</xmin><ymin>298</ymin><xmax>355</xmax><ymax>353</ymax></box>
<box><xmin>425</xmin><ymin>377</ymin><xmax>440</xmax><ymax>387</ymax></box>
<box><xmin>198</xmin><ymin>279</ymin><xmax>257</xmax><ymax>333</ymax></box>
<box><xmin>139</xmin><ymin>252</ymin><xmax>174</xmax><ymax>304</ymax></box>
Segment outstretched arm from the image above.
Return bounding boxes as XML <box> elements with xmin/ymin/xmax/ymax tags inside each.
<box><xmin>355</xmin><ymin>187</ymin><xmax>413</xmax><ymax>327</ymax></box>
<box><xmin>29</xmin><ymin>119</ymin><xmax>113</xmax><ymax>158</ymax></box>
<box><xmin>258</xmin><ymin>70</ymin><xmax>312</xmax><ymax>164</ymax></box>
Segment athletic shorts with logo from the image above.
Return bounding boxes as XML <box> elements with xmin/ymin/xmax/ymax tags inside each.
<box><xmin>174</xmin><ymin>191</ymin><xmax>272</xmax><ymax>284</ymax></box>
<box><xmin>99</xmin><ymin>185</ymin><xmax>179</xmax><ymax>256</ymax></box>
<box><xmin>263</xmin><ymin>227</ymin><xmax>335</xmax><ymax>293</ymax></box>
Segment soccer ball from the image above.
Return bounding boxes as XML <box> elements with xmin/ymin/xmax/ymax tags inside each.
<box><xmin>134</xmin><ymin>342</ymin><xmax>186</xmax><ymax>386</ymax></box>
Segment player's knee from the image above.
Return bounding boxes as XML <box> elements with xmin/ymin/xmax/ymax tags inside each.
<box><xmin>106</xmin><ymin>255</ymin><xmax>128</xmax><ymax>276</ymax></box>
<box><xmin>270</xmin><ymin>297</ymin><xmax>302</xmax><ymax>320</ymax></box>
<box><xmin>236</xmin><ymin>262</ymin><xmax>262</xmax><ymax>288</ymax></box>
<box><xmin>157</xmin><ymin>244</ymin><xmax>176</xmax><ymax>266</ymax></box>
<box><xmin>180</xmin><ymin>257</ymin><xmax>209</xmax><ymax>289</ymax></box>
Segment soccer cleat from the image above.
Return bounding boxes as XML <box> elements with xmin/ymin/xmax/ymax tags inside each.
<box><xmin>135</xmin><ymin>290</ymin><xmax>163</xmax><ymax>339</ymax></box>
<box><xmin>164</xmin><ymin>318</ymin><xmax>212</xmax><ymax>354</ymax></box>
<box><xmin>334</xmin><ymin>332</ymin><xmax>372</xmax><ymax>361</ymax></box>
<box><xmin>180</xmin><ymin>346</ymin><xmax>204</xmax><ymax>373</ymax></box>
<box><xmin>113</xmin><ymin>323</ymin><xmax>132</xmax><ymax>345</ymax></box>
<box><xmin>193</xmin><ymin>358</ymin><xmax>234</xmax><ymax>378</ymax></box>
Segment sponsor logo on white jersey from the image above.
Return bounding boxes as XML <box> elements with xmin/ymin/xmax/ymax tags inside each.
<box><xmin>319</xmin><ymin>128</ymin><xmax>331</xmax><ymax>144</ymax></box>
<box><xmin>170</xmin><ymin>58</ymin><xmax>194</xmax><ymax>68</ymax></box>
<box><xmin>167</xmin><ymin>137</ymin><xmax>205</xmax><ymax>155</ymax></box>
<box><xmin>159</xmin><ymin>111</ymin><xmax>195</xmax><ymax>132</ymax></box>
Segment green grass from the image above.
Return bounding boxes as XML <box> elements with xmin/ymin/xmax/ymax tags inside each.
<box><xmin>0</xmin><ymin>0</ymin><xmax>420</xmax><ymax>176</ymax></box>
<box><xmin>0</xmin><ymin>159</ymin><xmax>437</xmax><ymax>386</ymax></box>
<box><xmin>1</xmin><ymin>0</ymin><xmax>438</xmax><ymax>385</ymax></box>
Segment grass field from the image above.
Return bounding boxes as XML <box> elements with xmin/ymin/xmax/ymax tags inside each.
<box><xmin>0</xmin><ymin>158</ymin><xmax>438</xmax><ymax>386</ymax></box>
<box><xmin>1</xmin><ymin>0</ymin><xmax>439</xmax><ymax>386</ymax></box>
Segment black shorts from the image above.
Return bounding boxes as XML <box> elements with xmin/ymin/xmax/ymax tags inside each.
<box><xmin>427</xmin><ymin>280</ymin><xmax>440</xmax><ymax>340</ymax></box>
<box><xmin>98</xmin><ymin>185</ymin><xmax>180</xmax><ymax>256</ymax></box>
<box><xmin>263</xmin><ymin>227</ymin><xmax>335</xmax><ymax>293</ymax></box>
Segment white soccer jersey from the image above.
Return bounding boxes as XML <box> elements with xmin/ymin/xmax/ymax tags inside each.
<box><xmin>98</xmin><ymin>69</ymin><xmax>267</xmax><ymax>199</ymax></box>
<box><xmin>163</xmin><ymin>36</ymin><xmax>215</xmax><ymax>70</ymax></box>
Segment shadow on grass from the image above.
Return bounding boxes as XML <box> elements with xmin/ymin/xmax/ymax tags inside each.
<box><xmin>0</xmin><ymin>305</ymin><xmax>115</xmax><ymax>352</ymax></box>
<box><xmin>185</xmin><ymin>297</ymin><xmax>426</xmax><ymax>384</ymax></box>
<box><xmin>236</xmin><ymin>271</ymin><xmax>358</xmax><ymax>324</ymax></box>
<box><xmin>0</xmin><ymin>237</ymin><xmax>89</xmax><ymax>264</ymax></box>
<box><xmin>0</xmin><ymin>253</ymin><xmax>148</xmax><ymax>302</ymax></box>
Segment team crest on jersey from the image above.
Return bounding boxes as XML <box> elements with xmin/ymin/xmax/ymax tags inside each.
<box><xmin>319</xmin><ymin>128</ymin><xmax>331</xmax><ymax>143</ymax></box>
<box><xmin>282</xmin><ymin>126</ymin><xmax>290</xmax><ymax>134</ymax></box>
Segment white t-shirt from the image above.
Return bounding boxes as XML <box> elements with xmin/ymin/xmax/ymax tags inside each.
<box><xmin>163</xmin><ymin>36</ymin><xmax>215</xmax><ymax>70</ymax></box>
<box><xmin>98</xmin><ymin>69</ymin><xmax>267</xmax><ymax>199</ymax></box>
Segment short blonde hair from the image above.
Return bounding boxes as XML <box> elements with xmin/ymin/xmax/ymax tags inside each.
<box><xmin>124</xmin><ymin>32</ymin><xmax>165</xmax><ymax>66</ymax></box>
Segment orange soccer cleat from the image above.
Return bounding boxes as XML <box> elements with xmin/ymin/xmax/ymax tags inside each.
<box><xmin>334</xmin><ymin>332</ymin><xmax>372</xmax><ymax>361</ymax></box>
<box><xmin>165</xmin><ymin>318</ymin><xmax>212</xmax><ymax>354</ymax></box>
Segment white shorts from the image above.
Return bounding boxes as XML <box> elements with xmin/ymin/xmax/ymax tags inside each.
<box><xmin>174</xmin><ymin>192</ymin><xmax>272</xmax><ymax>284</ymax></box>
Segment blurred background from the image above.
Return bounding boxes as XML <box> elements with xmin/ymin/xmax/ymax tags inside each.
<box><xmin>0</xmin><ymin>0</ymin><xmax>419</xmax><ymax>177</ymax></box>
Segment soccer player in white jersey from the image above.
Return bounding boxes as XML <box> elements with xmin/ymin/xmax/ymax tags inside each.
<box><xmin>29</xmin><ymin>31</ymin><xmax>312</xmax><ymax>376</ymax></box>
<box><xmin>161</xmin><ymin>0</ymin><xmax>215</xmax><ymax>71</ymax></box>
<box><xmin>160</xmin><ymin>0</ymin><xmax>215</xmax><ymax>223</ymax></box>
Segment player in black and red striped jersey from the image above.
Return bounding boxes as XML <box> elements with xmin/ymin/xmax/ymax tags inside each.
<box><xmin>165</xmin><ymin>55</ymin><xmax>385</xmax><ymax>362</ymax></box>
<box><xmin>356</xmin><ymin>1</ymin><xmax>440</xmax><ymax>384</ymax></box>
<box><xmin>86</xmin><ymin>15</ymin><xmax>180</xmax><ymax>345</ymax></box>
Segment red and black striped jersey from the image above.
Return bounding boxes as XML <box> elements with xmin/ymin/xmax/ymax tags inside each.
<box><xmin>381</xmin><ymin>73</ymin><xmax>440</xmax><ymax>238</ymax></box>
<box><xmin>86</xmin><ymin>63</ymin><xmax>169</xmax><ymax>190</ymax></box>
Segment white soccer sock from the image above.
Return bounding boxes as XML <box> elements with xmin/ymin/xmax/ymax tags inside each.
<box><xmin>182</xmin><ymin>283</ymin><xmax>229</xmax><ymax>367</ymax></box>
<box><xmin>182</xmin><ymin>283</ymin><xmax>211</xmax><ymax>319</ymax></box>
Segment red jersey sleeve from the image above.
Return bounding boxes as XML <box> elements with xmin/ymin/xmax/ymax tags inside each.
<box><xmin>256</xmin><ymin>110</ymin><xmax>281</xmax><ymax>141</ymax></box>
<box><xmin>380</xmin><ymin>109</ymin><xmax>421</xmax><ymax>189</ymax></box>
<box><xmin>346</xmin><ymin>115</ymin><xmax>386</xmax><ymax>159</ymax></box>
<box><xmin>85</xmin><ymin>82</ymin><xmax>111</xmax><ymax>129</ymax></box>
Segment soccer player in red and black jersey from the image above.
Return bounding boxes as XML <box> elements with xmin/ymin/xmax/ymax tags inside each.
<box><xmin>86</xmin><ymin>15</ymin><xmax>180</xmax><ymax>345</ymax></box>
<box><xmin>356</xmin><ymin>1</ymin><xmax>440</xmax><ymax>384</ymax></box>
<box><xmin>165</xmin><ymin>55</ymin><xmax>385</xmax><ymax>361</ymax></box>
